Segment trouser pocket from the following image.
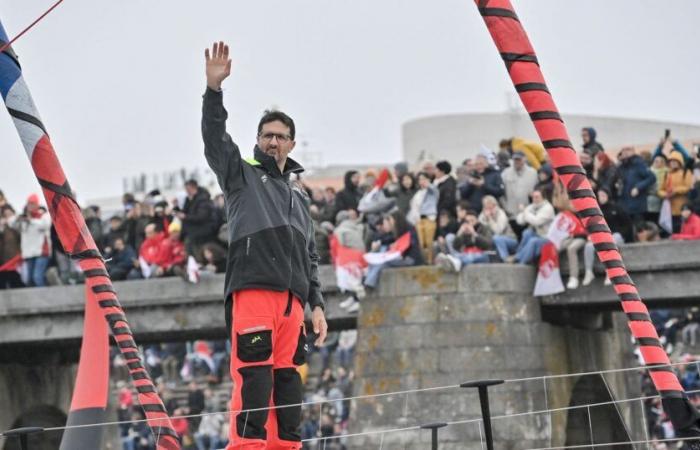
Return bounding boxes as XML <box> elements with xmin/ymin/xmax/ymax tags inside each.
<box><xmin>292</xmin><ymin>325</ymin><xmax>307</xmax><ymax>366</ymax></box>
<box><xmin>236</xmin><ymin>320</ymin><xmax>273</xmax><ymax>363</ymax></box>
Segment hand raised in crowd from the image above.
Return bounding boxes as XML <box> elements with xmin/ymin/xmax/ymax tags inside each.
<box><xmin>205</xmin><ymin>41</ymin><xmax>232</xmax><ymax>91</ymax></box>
<box><xmin>630</xmin><ymin>187</ymin><xmax>639</xmax><ymax>198</ymax></box>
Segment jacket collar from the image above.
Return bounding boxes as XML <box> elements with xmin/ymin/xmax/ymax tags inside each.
<box><xmin>253</xmin><ymin>146</ymin><xmax>305</xmax><ymax>179</ymax></box>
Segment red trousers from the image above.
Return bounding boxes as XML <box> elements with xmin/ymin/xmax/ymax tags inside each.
<box><xmin>226</xmin><ymin>289</ymin><xmax>306</xmax><ymax>450</ymax></box>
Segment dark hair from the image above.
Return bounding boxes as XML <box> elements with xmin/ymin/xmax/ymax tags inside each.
<box><xmin>416</xmin><ymin>171</ymin><xmax>431</xmax><ymax>182</ymax></box>
<box><xmin>400</xmin><ymin>173</ymin><xmax>416</xmax><ymax>191</ymax></box>
<box><xmin>258</xmin><ymin>110</ymin><xmax>295</xmax><ymax>140</ymax></box>
<box><xmin>436</xmin><ymin>160</ymin><xmax>452</xmax><ymax>175</ymax></box>
<box><xmin>456</xmin><ymin>200</ymin><xmax>471</xmax><ymax>211</ymax></box>
<box><xmin>464</xmin><ymin>209</ymin><xmax>478</xmax><ymax>217</ymax></box>
<box><xmin>184</xmin><ymin>179</ymin><xmax>198</xmax><ymax>188</ymax></box>
<box><xmin>387</xmin><ymin>210</ymin><xmax>410</xmax><ymax>238</ymax></box>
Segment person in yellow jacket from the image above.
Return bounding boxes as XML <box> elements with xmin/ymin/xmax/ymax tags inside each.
<box><xmin>500</xmin><ymin>137</ymin><xmax>546</xmax><ymax>170</ymax></box>
<box><xmin>658</xmin><ymin>151</ymin><xmax>694</xmax><ymax>233</ymax></box>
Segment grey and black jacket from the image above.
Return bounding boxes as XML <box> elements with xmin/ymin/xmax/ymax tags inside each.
<box><xmin>201</xmin><ymin>88</ymin><xmax>325</xmax><ymax>316</ymax></box>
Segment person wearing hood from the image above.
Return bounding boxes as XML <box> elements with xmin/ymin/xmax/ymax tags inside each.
<box><xmin>581</xmin><ymin>127</ymin><xmax>604</xmax><ymax>157</ymax></box>
<box><xmin>334</xmin><ymin>170</ymin><xmax>363</xmax><ymax>220</ymax></box>
<box><xmin>499</xmin><ymin>137</ymin><xmax>546</xmax><ymax>170</ymax></box>
<box><xmin>658</xmin><ymin>151</ymin><xmax>694</xmax><ymax>233</ymax></box>
<box><xmin>671</xmin><ymin>204</ymin><xmax>700</xmax><ymax>241</ymax></box>
<box><xmin>459</xmin><ymin>154</ymin><xmax>505</xmax><ymax>214</ymax></box>
<box><xmin>615</xmin><ymin>146</ymin><xmax>656</xmax><ymax>222</ymax></box>
<box><xmin>180</xmin><ymin>179</ymin><xmax>217</xmax><ymax>260</ymax></box>
<box><xmin>652</xmin><ymin>135</ymin><xmax>694</xmax><ymax>170</ymax></box>
<box><xmin>534</xmin><ymin>164</ymin><xmax>554</xmax><ymax>203</ymax></box>
<box><xmin>434</xmin><ymin>160</ymin><xmax>457</xmax><ymax>216</ymax></box>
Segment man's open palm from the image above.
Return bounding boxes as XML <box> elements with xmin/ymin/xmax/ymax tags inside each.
<box><xmin>205</xmin><ymin>41</ymin><xmax>231</xmax><ymax>91</ymax></box>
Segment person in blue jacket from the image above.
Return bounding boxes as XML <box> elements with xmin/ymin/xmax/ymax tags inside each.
<box><xmin>614</xmin><ymin>146</ymin><xmax>656</xmax><ymax>223</ymax></box>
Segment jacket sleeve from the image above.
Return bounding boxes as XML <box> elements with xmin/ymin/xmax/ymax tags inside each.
<box><xmin>483</xmin><ymin>173</ymin><xmax>505</xmax><ymax>198</ymax></box>
<box><xmin>459</xmin><ymin>182</ymin><xmax>474</xmax><ymax>200</ymax></box>
<box><xmin>307</xmin><ymin>222</ymin><xmax>326</xmax><ymax>311</ymax></box>
<box><xmin>671</xmin><ymin>141</ymin><xmax>693</xmax><ymax>167</ymax></box>
<box><xmin>202</xmin><ymin>88</ymin><xmax>244</xmax><ymax>193</ymax></box>
<box><xmin>635</xmin><ymin>165</ymin><xmax>656</xmax><ymax>192</ymax></box>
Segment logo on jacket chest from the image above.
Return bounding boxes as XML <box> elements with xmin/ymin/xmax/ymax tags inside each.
<box><xmin>261</xmin><ymin>174</ymin><xmax>268</xmax><ymax>183</ymax></box>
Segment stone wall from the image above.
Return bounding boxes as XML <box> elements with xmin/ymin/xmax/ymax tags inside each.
<box><xmin>350</xmin><ymin>264</ymin><xmax>641</xmax><ymax>449</ymax></box>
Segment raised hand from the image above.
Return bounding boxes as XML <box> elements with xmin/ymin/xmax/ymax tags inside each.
<box><xmin>205</xmin><ymin>41</ymin><xmax>232</xmax><ymax>91</ymax></box>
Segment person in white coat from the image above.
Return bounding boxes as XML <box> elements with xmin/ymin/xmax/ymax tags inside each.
<box><xmin>12</xmin><ymin>194</ymin><xmax>52</xmax><ymax>286</ymax></box>
<box><xmin>500</xmin><ymin>151</ymin><xmax>538</xmax><ymax>239</ymax></box>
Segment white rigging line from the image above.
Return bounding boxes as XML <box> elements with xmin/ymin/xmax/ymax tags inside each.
<box><xmin>13</xmin><ymin>361</ymin><xmax>700</xmax><ymax>437</ymax></box>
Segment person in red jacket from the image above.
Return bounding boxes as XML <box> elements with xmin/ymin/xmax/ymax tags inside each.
<box><xmin>133</xmin><ymin>223</ymin><xmax>166</xmax><ymax>279</ymax></box>
<box><xmin>671</xmin><ymin>204</ymin><xmax>700</xmax><ymax>241</ymax></box>
<box><xmin>153</xmin><ymin>222</ymin><xmax>187</xmax><ymax>277</ymax></box>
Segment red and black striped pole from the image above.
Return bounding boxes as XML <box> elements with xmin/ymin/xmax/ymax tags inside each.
<box><xmin>473</xmin><ymin>0</ymin><xmax>700</xmax><ymax>440</ymax></box>
<box><xmin>0</xmin><ymin>20</ymin><xmax>181</xmax><ymax>450</ymax></box>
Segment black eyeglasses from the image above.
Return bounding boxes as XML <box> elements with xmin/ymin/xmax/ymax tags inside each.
<box><xmin>259</xmin><ymin>132</ymin><xmax>292</xmax><ymax>143</ymax></box>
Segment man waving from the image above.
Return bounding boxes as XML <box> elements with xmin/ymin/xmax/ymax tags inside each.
<box><xmin>202</xmin><ymin>41</ymin><xmax>327</xmax><ymax>450</ymax></box>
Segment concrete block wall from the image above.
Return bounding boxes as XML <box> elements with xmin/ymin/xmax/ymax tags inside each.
<box><xmin>350</xmin><ymin>264</ymin><xmax>641</xmax><ymax>449</ymax></box>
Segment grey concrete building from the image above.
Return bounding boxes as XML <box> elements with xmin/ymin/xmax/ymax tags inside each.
<box><xmin>402</xmin><ymin>112</ymin><xmax>700</xmax><ymax>166</ymax></box>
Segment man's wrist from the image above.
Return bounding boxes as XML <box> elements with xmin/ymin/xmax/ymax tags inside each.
<box><xmin>207</xmin><ymin>82</ymin><xmax>222</xmax><ymax>92</ymax></box>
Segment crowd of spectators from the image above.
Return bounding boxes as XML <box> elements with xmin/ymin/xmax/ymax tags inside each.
<box><xmin>1</xmin><ymin>128</ymin><xmax>698</xmax><ymax>298</ymax></box>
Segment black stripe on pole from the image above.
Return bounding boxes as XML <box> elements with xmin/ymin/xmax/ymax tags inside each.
<box><xmin>123</xmin><ymin>351</ymin><xmax>140</xmax><ymax>360</ymax></box>
<box><xmin>515</xmin><ymin>82</ymin><xmax>549</xmax><ymax>93</ymax></box>
<box><xmin>136</xmin><ymin>385</ymin><xmax>156</xmax><ymax>394</ymax></box>
<box><xmin>556</xmin><ymin>165</ymin><xmax>586</xmax><ymax>175</ymax></box>
<box><xmin>132</xmin><ymin>371</ymin><xmax>150</xmax><ymax>381</ymax></box>
<box><xmin>112</xmin><ymin>326</ymin><xmax>130</xmax><ymax>336</ymax></box>
<box><xmin>92</xmin><ymin>284</ymin><xmax>116</xmax><ymax>294</ymax></box>
<box><xmin>586</xmin><ymin>223</ymin><xmax>612</xmax><ymax>234</ymax></box>
<box><xmin>7</xmin><ymin>107</ymin><xmax>48</xmax><ymax>135</ymax></box>
<box><xmin>620</xmin><ymin>293</ymin><xmax>641</xmax><ymax>301</ymax></box>
<box><xmin>577</xmin><ymin>207</ymin><xmax>603</xmax><ymax>218</ymax></box>
<box><xmin>142</xmin><ymin>403</ymin><xmax>167</xmax><ymax>413</ymax></box>
<box><xmin>627</xmin><ymin>312</ymin><xmax>651</xmax><ymax>322</ymax></box>
<box><xmin>99</xmin><ymin>299</ymin><xmax>119</xmax><ymax>308</ymax></box>
<box><xmin>542</xmin><ymin>139</ymin><xmax>575</xmax><ymax>150</ymax></box>
<box><xmin>128</xmin><ymin>361</ymin><xmax>145</xmax><ymax>371</ymax></box>
<box><xmin>529</xmin><ymin>110</ymin><xmax>561</xmax><ymax>121</ymax></box>
<box><xmin>106</xmin><ymin>313</ymin><xmax>127</xmax><ymax>325</ymax></box>
<box><xmin>500</xmin><ymin>52</ymin><xmax>538</xmax><ymax>65</ymax></box>
<box><xmin>568</xmin><ymin>189</ymin><xmax>595</xmax><ymax>199</ymax></box>
<box><xmin>83</xmin><ymin>268</ymin><xmax>109</xmax><ymax>278</ymax></box>
<box><xmin>611</xmin><ymin>275</ymin><xmax>634</xmax><ymax>286</ymax></box>
<box><xmin>594</xmin><ymin>242</ymin><xmax>619</xmax><ymax>252</ymax></box>
<box><xmin>478</xmin><ymin>7</ymin><xmax>519</xmax><ymax>20</ymax></box>
<box><xmin>602</xmin><ymin>259</ymin><xmax>625</xmax><ymax>269</ymax></box>
<box><xmin>118</xmin><ymin>339</ymin><xmax>137</xmax><ymax>349</ymax></box>
<box><xmin>638</xmin><ymin>338</ymin><xmax>663</xmax><ymax>348</ymax></box>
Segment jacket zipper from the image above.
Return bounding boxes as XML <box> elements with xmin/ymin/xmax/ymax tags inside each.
<box><xmin>287</xmin><ymin>181</ymin><xmax>295</xmax><ymax>296</ymax></box>
<box><xmin>246</xmin><ymin>236</ymin><xmax>251</xmax><ymax>256</ymax></box>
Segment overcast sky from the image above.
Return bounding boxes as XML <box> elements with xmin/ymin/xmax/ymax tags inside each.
<box><xmin>2</xmin><ymin>0</ymin><xmax>699</xmax><ymax>206</ymax></box>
